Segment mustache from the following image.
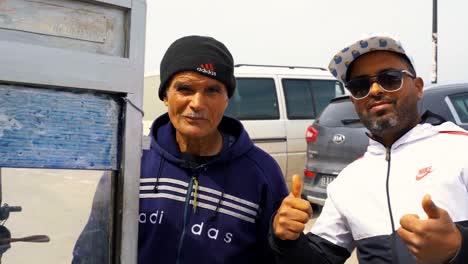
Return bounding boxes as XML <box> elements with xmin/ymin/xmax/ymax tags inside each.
<box><xmin>182</xmin><ymin>112</ymin><xmax>208</xmax><ymax>119</ymax></box>
<box><xmin>367</xmin><ymin>96</ymin><xmax>395</xmax><ymax>109</ymax></box>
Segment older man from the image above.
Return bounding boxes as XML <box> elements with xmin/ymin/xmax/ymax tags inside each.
<box><xmin>73</xmin><ymin>36</ymin><xmax>288</xmax><ymax>264</ymax></box>
<box><xmin>269</xmin><ymin>35</ymin><xmax>468</xmax><ymax>264</ymax></box>
<box><xmin>137</xmin><ymin>36</ymin><xmax>288</xmax><ymax>264</ymax></box>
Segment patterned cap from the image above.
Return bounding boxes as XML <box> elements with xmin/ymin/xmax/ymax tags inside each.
<box><xmin>328</xmin><ymin>34</ymin><xmax>413</xmax><ymax>84</ymax></box>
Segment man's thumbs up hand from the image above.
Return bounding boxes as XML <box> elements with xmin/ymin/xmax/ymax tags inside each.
<box><xmin>273</xmin><ymin>175</ymin><xmax>312</xmax><ymax>240</ymax></box>
<box><xmin>398</xmin><ymin>195</ymin><xmax>461</xmax><ymax>263</ymax></box>
<box><xmin>421</xmin><ymin>194</ymin><xmax>441</xmax><ymax>219</ymax></box>
<box><xmin>291</xmin><ymin>174</ymin><xmax>304</xmax><ymax>198</ymax></box>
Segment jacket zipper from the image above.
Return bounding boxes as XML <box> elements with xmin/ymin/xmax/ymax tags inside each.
<box><xmin>385</xmin><ymin>147</ymin><xmax>399</xmax><ymax>264</ymax></box>
<box><xmin>176</xmin><ymin>175</ymin><xmax>196</xmax><ymax>264</ymax></box>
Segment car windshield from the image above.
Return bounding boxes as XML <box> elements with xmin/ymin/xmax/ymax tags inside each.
<box><xmin>450</xmin><ymin>93</ymin><xmax>468</xmax><ymax>123</ymax></box>
<box><xmin>317</xmin><ymin>99</ymin><xmax>363</xmax><ymax>127</ymax></box>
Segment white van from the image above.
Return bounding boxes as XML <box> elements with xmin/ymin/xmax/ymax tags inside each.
<box><xmin>143</xmin><ymin>64</ymin><xmax>345</xmax><ymax>188</ymax></box>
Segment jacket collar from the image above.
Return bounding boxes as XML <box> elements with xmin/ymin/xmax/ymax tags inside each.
<box><xmin>148</xmin><ymin>113</ymin><xmax>253</xmax><ymax>164</ymax></box>
<box><xmin>366</xmin><ymin>122</ymin><xmax>461</xmax><ymax>155</ymax></box>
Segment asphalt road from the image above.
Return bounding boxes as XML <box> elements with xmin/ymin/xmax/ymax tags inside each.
<box><xmin>0</xmin><ymin>168</ymin><xmax>105</xmax><ymax>263</ymax></box>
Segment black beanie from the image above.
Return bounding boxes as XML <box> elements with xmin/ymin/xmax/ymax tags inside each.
<box><xmin>158</xmin><ymin>35</ymin><xmax>236</xmax><ymax>100</ymax></box>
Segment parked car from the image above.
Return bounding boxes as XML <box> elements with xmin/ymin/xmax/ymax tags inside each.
<box><xmin>303</xmin><ymin>96</ymin><xmax>368</xmax><ymax>207</ymax></box>
<box><xmin>420</xmin><ymin>83</ymin><xmax>468</xmax><ymax>130</ymax></box>
<box><xmin>143</xmin><ymin>64</ymin><xmax>346</xmax><ymax>189</ymax></box>
<box><xmin>303</xmin><ymin>83</ymin><xmax>468</xmax><ymax>207</ymax></box>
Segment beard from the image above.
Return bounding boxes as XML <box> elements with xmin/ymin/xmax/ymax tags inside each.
<box><xmin>359</xmin><ymin>97</ymin><xmax>418</xmax><ymax>138</ymax></box>
<box><xmin>364</xmin><ymin>113</ymin><xmax>399</xmax><ymax>135</ymax></box>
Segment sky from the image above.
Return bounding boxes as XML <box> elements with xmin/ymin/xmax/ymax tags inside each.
<box><xmin>144</xmin><ymin>0</ymin><xmax>468</xmax><ymax>86</ymax></box>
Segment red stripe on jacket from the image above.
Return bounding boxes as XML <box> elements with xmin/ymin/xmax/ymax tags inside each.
<box><xmin>439</xmin><ymin>131</ymin><xmax>468</xmax><ymax>136</ymax></box>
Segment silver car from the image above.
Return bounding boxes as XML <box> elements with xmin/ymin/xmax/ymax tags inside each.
<box><xmin>303</xmin><ymin>96</ymin><xmax>368</xmax><ymax>208</ymax></box>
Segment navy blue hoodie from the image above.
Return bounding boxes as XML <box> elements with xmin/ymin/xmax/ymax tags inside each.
<box><xmin>138</xmin><ymin>114</ymin><xmax>288</xmax><ymax>264</ymax></box>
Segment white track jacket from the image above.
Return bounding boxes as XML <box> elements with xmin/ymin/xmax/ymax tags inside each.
<box><xmin>271</xmin><ymin>122</ymin><xmax>468</xmax><ymax>264</ymax></box>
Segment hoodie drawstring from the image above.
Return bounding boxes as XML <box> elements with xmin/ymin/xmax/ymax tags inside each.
<box><xmin>153</xmin><ymin>155</ymin><xmax>165</xmax><ymax>193</ymax></box>
<box><xmin>192</xmin><ymin>176</ymin><xmax>199</xmax><ymax>213</ymax></box>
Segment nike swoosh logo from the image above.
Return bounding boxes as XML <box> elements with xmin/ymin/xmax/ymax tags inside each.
<box><xmin>416</xmin><ymin>166</ymin><xmax>433</xmax><ymax>181</ymax></box>
<box><xmin>416</xmin><ymin>174</ymin><xmax>429</xmax><ymax>181</ymax></box>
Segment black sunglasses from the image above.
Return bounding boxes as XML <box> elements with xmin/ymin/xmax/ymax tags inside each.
<box><xmin>345</xmin><ymin>70</ymin><xmax>415</xmax><ymax>100</ymax></box>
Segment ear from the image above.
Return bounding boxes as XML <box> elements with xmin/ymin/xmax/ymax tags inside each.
<box><xmin>163</xmin><ymin>96</ymin><xmax>168</xmax><ymax>106</ymax></box>
<box><xmin>414</xmin><ymin>77</ymin><xmax>424</xmax><ymax>100</ymax></box>
<box><xmin>222</xmin><ymin>85</ymin><xmax>230</xmax><ymax>109</ymax></box>
<box><xmin>223</xmin><ymin>97</ymin><xmax>229</xmax><ymax>111</ymax></box>
<box><xmin>350</xmin><ymin>97</ymin><xmax>361</xmax><ymax>116</ymax></box>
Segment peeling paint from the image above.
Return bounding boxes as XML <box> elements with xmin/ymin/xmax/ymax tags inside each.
<box><xmin>0</xmin><ymin>85</ymin><xmax>121</xmax><ymax>170</ymax></box>
<box><xmin>0</xmin><ymin>113</ymin><xmax>22</xmax><ymax>137</ymax></box>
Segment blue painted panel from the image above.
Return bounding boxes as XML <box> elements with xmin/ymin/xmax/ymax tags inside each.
<box><xmin>0</xmin><ymin>85</ymin><xmax>121</xmax><ymax>170</ymax></box>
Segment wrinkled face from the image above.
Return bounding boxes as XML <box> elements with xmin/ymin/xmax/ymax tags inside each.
<box><xmin>164</xmin><ymin>71</ymin><xmax>229</xmax><ymax>139</ymax></box>
<box><xmin>348</xmin><ymin>51</ymin><xmax>424</xmax><ymax>137</ymax></box>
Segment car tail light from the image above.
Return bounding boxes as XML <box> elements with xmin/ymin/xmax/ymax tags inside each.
<box><xmin>304</xmin><ymin>169</ymin><xmax>316</xmax><ymax>178</ymax></box>
<box><xmin>306</xmin><ymin>126</ymin><xmax>318</xmax><ymax>143</ymax></box>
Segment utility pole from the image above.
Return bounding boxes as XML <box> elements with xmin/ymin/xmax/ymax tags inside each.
<box><xmin>432</xmin><ymin>0</ymin><xmax>438</xmax><ymax>83</ymax></box>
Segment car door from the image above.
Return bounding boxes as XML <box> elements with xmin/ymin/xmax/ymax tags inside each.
<box><xmin>281</xmin><ymin>77</ymin><xmax>345</xmax><ymax>186</ymax></box>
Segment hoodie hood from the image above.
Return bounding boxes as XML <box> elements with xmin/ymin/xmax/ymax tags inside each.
<box><xmin>367</xmin><ymin>121</ymin><xmax>465</xmax><ymax>155</ymax></box>
<box><xmin>148</xmin><ymin>113</ymin><xmax>254</xmax><ymax>165</ymax></box>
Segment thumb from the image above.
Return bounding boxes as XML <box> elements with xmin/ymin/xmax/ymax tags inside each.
<box><xmin>422</xmin><ymin>194</ymin><xmax>440</xmax><ymax>219</ymax></box>
<box><xmin>291</xmin><ymin>174</ymin><xmax>303</xmax><ymax>198</ymax></box>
